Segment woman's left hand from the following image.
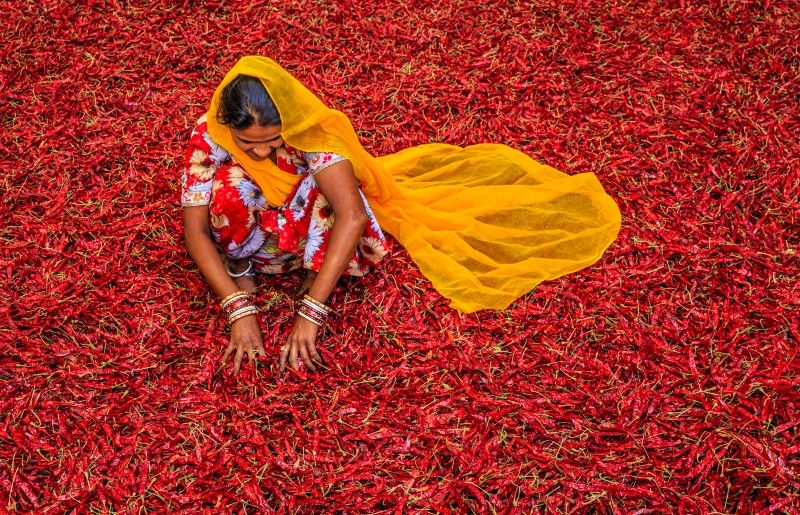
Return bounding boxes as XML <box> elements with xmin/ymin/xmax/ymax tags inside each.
<box><xmin>280</xmin><ymin>316</ymin><xmax>324</xmax><ymax>372</ymax></box>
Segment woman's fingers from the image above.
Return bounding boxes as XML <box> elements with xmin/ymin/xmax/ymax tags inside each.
<box><xmin>298</xmin><ymin>342</ymin><xmax>315</xmax><ymax>372</ymax></box>
<box><xmin>222</xmin><ymin>324</ymin><xmax>267</xmax><ymax>374</ymax></box>
<box><xmin>221</xmin><ymin>341</ymin><xmax>236</xmax><ymax>365</ymax></box>
<box><xmin>307</xmin><ymin>340</ymin><xmax>324</xmax><ymax>366</ymax></box>
<box><xmin>247</xmin><ymin>338</ymin><xmax>267</xmax><ymax>366</ymax></box>
<box><xmin>279</xmin><ymin>344</ymin><xmax>290</xmax><ymax>373</ymax></box>
<box><xmin>277</xmin><ymin>337</ymin><xmax>324</xmax><ymax>373</ymax></box>
<box><xmin>223</xmin><ymin>339</ymin><xmax>324</xmax><ymax>375</ymax></box>
<box><xmin>289</xmin><ymin>341</ymin><xmax>299</xmax><ymax>371</ymax></box>
<box><xmin>233</xmin><ymin>345</ymin><xmax>245</xmax><ymax>374</ymax></box>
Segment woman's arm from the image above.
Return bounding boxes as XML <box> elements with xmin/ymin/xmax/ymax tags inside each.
<box><xmin>307</xmin><ymin>162</ymin><xmax>369</xmax><ymax>303</ymax></box>
<box><xmin>183</xmin><ymin>206</ymin><xmax>242</xmax><ymax>299</ymax></box>
<box><xmin>281</xmin><ymin>160</ymin><xmax>369</xmax><ymax>371</ymax></box>
<box><xmin>183</xmin><ymin>206</ymin><xmax>266</xmax><ymax>372</ymax></box>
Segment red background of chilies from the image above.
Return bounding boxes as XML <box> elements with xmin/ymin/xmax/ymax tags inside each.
<box><xmin>1</xmin><ymin>0</ymin><xmax>798</xmax><ymax>512</ymax></box>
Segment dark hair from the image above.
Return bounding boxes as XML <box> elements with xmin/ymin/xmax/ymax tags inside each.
<box><xmin>217</xmin><ymin>74</ymin><xmax>281</xmax><ymax>129</ymax></box>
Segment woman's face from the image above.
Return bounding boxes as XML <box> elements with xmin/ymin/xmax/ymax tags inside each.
<box><xmin>231</xmin><ymin>124</ymin><xmax>283</xmax><ymax>161</ymax></box>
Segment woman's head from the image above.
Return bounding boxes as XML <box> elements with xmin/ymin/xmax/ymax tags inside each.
<box><xmin>217</xmin><ymin>74</ymin><xmax>283</xmax><ymax>161</ymax></box>
<box><xmin>218</xmin><ymin>74</ymin><xmax>281</xmax><ymax>128</ymax></box>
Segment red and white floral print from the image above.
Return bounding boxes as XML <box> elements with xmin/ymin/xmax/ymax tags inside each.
<box><xmin>181</xmin><ymin>117</ymin><xmax>389</xmax><ymax>275</ymax></box>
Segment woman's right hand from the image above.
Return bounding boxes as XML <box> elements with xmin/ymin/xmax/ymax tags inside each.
<box><xmin>221</xmin><ymin>314</ymin><xmax>266</xmax><ymax>373</ymax></box>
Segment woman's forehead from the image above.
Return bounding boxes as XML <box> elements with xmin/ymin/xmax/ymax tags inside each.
<box><xmin>233</xmin><ymin>124</ymin><xmax>282</xmax><ymax>141</ymax></box>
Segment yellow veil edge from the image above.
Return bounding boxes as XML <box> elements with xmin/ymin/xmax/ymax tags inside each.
<box><xmin>206</xmin><ymin>56</ymin><xmax>622</xmax><ymax>313</ymax></box>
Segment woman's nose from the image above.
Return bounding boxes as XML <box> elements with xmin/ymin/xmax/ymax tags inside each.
<box><xmin>252</xmin><ymin>145</ymin><xmax>271</xmax><ymax>158</ymax></box>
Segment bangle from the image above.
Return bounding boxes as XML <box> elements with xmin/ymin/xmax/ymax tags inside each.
<box><xmin>302</xmin><ymin>294</ymin><xmax>331</xmax><ymax>315</ymax></box>
<box><xmin>300</xmin><ymin>298</ymin><xmax>329</xmax><ymax>317</ymax></box>
<box><xmin>229</xmin><ymin>305</ymin><xmax>258</xmax><ymax>320</ymax></box>
<box><xmin>225</xmin><ymin>259</ymin><xmax>254</xmax><ymax>278</ymax></box>
<box><xmin>220</xmin><ymin>290</ymin><xmax>249</xmax><ymax>309</ymax></box>
<box><xmin>229</xmin><ymin>311</ymin><xmax>257</xmax><ymax>324</ymax></box>
<box><xmin>229</xmin><ymin>306</ymin><xmax>259</xmax><ymax>324</ymax></box>
<box><xmin>297</xmin><ymin>303</ymin><xmax>327</xmax><ymax>326</ymax></box>
<box><xmin>223</xmin><ymin>296</ymin><xmax>254</xmax><ymax>316</ymax></box>
<box><xmin>297</xmin><ymin>311</ymin><xmax>324</xmax><ymax>327</ymax></box>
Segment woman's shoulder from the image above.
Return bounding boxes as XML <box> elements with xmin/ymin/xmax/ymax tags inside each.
<box><xmin>189</xmin><ymin>113</ymin><xmax>209</xmax><ymax>140</ymax></box>
<box><xmin>187</xmin><ymin>114</ymin><xmax>231</xmax><ymax>166</ymax></box>
<box><xmin>279</xmin><ymin>147</ymin><xmax>348</xmax><ymax>176</ymax></box>
<box><xmin>302</xmin><ymin>150</ymin><xmax>349</xmax><ymax>175</ymax></box>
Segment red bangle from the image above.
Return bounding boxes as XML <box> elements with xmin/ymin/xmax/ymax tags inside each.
<box><xmin>297</xmin><ymin>304</ymin><xmax>327</xmax><ymax>325</ymax></box>
<box><xmin>223</xmin><ymin>296</ymin><xmax>254</xmax><ymax>316</ymax></box>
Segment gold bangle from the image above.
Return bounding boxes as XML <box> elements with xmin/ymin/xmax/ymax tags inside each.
<box><xmin>302</xmin><ymin>294</ymin><xmax>331</xmax><ymax>314</ymax></box>
<box><xmin>220</xmin><ymin>290</ymin><xmax>249</xmax><ymax>309</ymax></box>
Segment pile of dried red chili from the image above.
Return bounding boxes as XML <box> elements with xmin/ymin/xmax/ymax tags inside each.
<box><xmin>1</xmin><ymin>0</ymin><xmax>797</xmax><ymax>511</ymax></box>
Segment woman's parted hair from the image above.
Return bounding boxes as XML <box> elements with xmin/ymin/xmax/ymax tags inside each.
<box><xmin>217</xmin><ymin>74</ymin><xmax>281</xmax><ymax>129</ymax></box>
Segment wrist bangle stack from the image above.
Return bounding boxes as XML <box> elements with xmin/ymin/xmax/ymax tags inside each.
<box><xmin>220</xmin><ymin>290</ymin><xmax>258</xmax><ymax>325</ymax></box>
<box><xmin>296</xmin><ymin>294</ymin><xmax>332</xmax><ymax>327</ymax></box>
<box><xmin>220</xmin><ymin>290</ymin><xmax>249</xmax><ymax>308</ymax></box>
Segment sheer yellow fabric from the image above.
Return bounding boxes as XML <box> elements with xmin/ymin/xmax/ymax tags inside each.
<box><xmin>206</xmin><ymin>56</ymin><xmax>622</xmax><ymax>313</ymax></box>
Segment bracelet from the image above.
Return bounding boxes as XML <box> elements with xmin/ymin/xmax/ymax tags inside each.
<box><xmin>297</xmin><ymin>310</ymin><xmax>324</xmax><ymax>327</ymax></box>
<box><xmin>229</xmin><ymin>305</ymin><xmax>259</xmax><ymax>320</ymax></box>
<box><xmin>229</xmin><ymin>306</ymin><xmax>259</xmax><ymax>324</ymax></box>
<box><xmin>225</xmin><ymin>259</ymin><xmax>254</xmax><ymax>278</ymax></box>
<box><xmin>220</xmin><ymin>290</ymin><xmax>249</xmax><ymax>309</ymax></box>
<box><xmin>300</xmin><ymin>298</ymin><xmax>329</xmax><ymax>317</ymax></box>
<box><xmin>297</xmin><ymin>306</ymin><xmax>328</xmax><ymax>320</ymax></box>
<box><xmin>297</xmin><ymin>303</ymin><xmax>327</xmax><ymax>326</ymax></box>
<box><xmin>229</xmin><ymin>311</ymin><xmax>257</xmax><ymax>324</ymax></box>
<box><xmin>223</xmin><ymin>296</ymin><xmax>254</xmax><ymax>316</ymax></box>
<box><xmin>302</xmin><ymin>294</ymin><xmax>331</xmax><ymax>315</ymax></box>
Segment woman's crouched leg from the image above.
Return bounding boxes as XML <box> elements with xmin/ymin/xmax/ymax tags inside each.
<box><xmin>209</xmin><ymin>164</ymin><xmax>301</xmax><ymax>273</ymax></box>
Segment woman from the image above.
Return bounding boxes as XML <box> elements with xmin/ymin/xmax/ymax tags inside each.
<box><xmin>182</xmin><ymin>76</ymin><xmax>388</xmax><ymax>374</ymax></box>
<box><xmin>182</xmin><ymin>56</ymin><xmax>621</xmax><ymax>374</ymax></box>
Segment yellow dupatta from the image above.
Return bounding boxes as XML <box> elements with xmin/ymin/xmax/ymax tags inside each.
<box><xmin>206</xmin><ymin>56</ymin><xmax>622</xmax><ymax>313</ymax></box>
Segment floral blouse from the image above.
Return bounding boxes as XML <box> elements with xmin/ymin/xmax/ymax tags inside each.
<box><xmin>181</xmin><ymin>115</ymin><xmax>348</xmax><ymax>207</ymax></box>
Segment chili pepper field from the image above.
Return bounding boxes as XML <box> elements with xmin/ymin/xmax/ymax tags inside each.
<box><xmin>2</xmin><ymin>0</ymin><xmax>798</xmax><ymax>512</ymax></box>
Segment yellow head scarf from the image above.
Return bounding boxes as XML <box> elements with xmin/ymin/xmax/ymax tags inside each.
<box><xmin>206</xmin><ymin>56</ymin><xmax>397</xmax><ymax>206</ymax></box>
<box><xmin>206</xmin><ymin>56</ymin><xmax>622</xmax><ymax>313</ymax></box>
